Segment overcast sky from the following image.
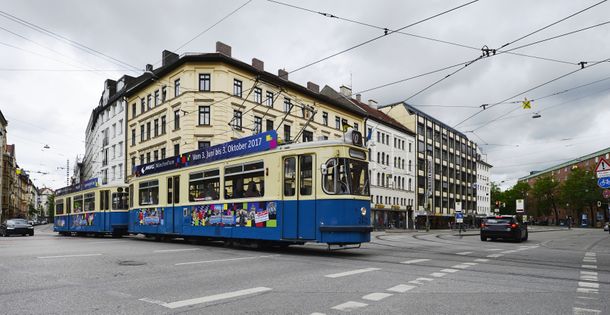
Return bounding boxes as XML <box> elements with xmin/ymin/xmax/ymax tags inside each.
<box><xmin>0</xmin><ymin>0</ymin><xmax>609</xmax><ymax>190</ymax></box>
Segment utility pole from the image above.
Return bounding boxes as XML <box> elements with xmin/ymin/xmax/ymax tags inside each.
<box><xmin>425</xmin><ymin>156</ymin><xmax>433</xmax><ymax>231</ymax></box>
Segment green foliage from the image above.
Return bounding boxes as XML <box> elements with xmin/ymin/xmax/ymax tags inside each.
<box><xmin>490</xmin><ymin>181</ymin><xmax>530</xmax><ymax>215</ymax></box>
<box><xmin>530</xmin><ymin>175</ymin><xmax>559</xmax><ymax>218</ymax></box>
<box><xmin>47</xmin><ymin>194</ymin><xmax>55</xmax><ymax>222</ymax></box>
<box><xmin>559</xmin><ymin>167</ymin><xmax>601</xmax><ymax>221</ymax></box>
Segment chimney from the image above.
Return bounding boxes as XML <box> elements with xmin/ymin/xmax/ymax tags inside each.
<box><xmin>307</xmin><ymin>81</ymin><xmax>319</xmax><ymax>93</ymax></box>
<box><xmin>161</xmin><ymin>50</ymin><xmax>179</xmax><ymax>67</ymax></box>
<box><xmin>252</xmin><ymin>58</ymin><xmax>264</xmax><ymax>71</ymax></box>
<box><xmin>278</xmin><ymin>69</ymin><xmax>288</xmax><ymax>80</ymax></box>
<box><xmin>216</xmin><ymin>41</ymin><xmax>232</xmax><ymax>57</ymax></box>
<box><xmin>145</xmin><ymin>64</ymin><xmax>153</xmax><ymax>72</ymax></box>
<box><xmin>356</xmin><ymin>94</ymin><xmax>361</xmax><ymax>102</ymax></box>
<box><xmin>340</xmin><ymin>85</ymin><xmax>352</xmax><ymax>97</ymax></box>
<box><xmin>368</xmin><ymin>99</ymin><xmax>378</xmax><ymax>109</ymax></box>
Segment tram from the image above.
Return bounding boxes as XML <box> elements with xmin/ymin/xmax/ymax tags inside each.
<box><xmin>129</xmin><ymin>129</ymin><xmax>372</xmax><ymax>247</ymax></box>
<box><xmin>53</xmin><ymin>179</ymin><xmax>129</xmax><ymax>237</ymax></box>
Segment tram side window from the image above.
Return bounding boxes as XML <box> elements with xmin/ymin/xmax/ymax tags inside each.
<box><xmin>139</xmin><ymin>180</ymin><xmax>159</xmax><ymax>206</ymax></box>
<box><xmin>112</xmin><ymin>192</ymin><xmax>129</xmax><ymax>210</ymax></box>
<box><xmin>73</xmin><ymin>195</ymin><xmax>83</xmax><ymax>213</ymax></box>
<box><xmin>129</xmin><ymin>184</ymin><xmax>134</xmax><ymax>208</ymax></box>
<box><xmin>189</xmin><ymin>169</ymin><xmax>220</xmax><ymax>201</ymax></box>
<box><xmin>224</xmin><ymin>161</ymin><xmax>264</xmax><ymax>199</ymax></box>
<box><xmin>300</xmin><ymin>155</ymin><xmax>313</xmax><ymax>196</ymax></box>
<box><xmin>55</xmin><ymin>199</ymin><xmax>64</xmax><ymax>215</ymax></box>
<box><xmin>84</xmin><ymin>193</ymin><xmax>95</xmax><ymax>212</ymax></box>
<box><xmin>284</xmin><ymin>157</ymin><xmax>296</xmax><ymax>197</ymax></box>
<box><xmin>100</xmin><ymin>190</ymin><xmax>110</xmax><ymax>210</ymax></box>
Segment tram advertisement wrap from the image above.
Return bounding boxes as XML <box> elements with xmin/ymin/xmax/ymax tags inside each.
<box><xmin>137</xmin><ymin>208</ymin><xmax>164</xmax><ymax>225</ymax></box>
<box><xmin>72</xmin><ymin>213</ymin><xmax>94</xmax><ymax>227</ymax></box>
<box><xmin>191</xmin><ymin>201</ymin><xmax>277</xmax><ymax>228</ymax></box>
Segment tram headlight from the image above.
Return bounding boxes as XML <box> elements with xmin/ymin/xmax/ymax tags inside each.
<box><xmin>360</xmin><ymin>207</ymin><xmax>367</xmax><ymax>216</ymax></box>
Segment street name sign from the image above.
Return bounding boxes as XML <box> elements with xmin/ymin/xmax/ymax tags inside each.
<box><xmin>598</xmin><ymin>177</ymin><xmax>610</xmax><ymax>189</ymax></box>
<box><xmin>595</xmin><ymin>157</ymin><xmax>610</xmax><ymax>178</ymax></box>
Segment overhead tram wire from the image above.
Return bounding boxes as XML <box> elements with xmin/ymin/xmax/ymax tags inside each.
<box><xmin>0</xmin><ymin>10</ymin><xmax>142</xmax><ymax>74</ymax></box>
<box><xmin>267</xmin><ymin>0</ymin><xmax>575</xmax><ymax>66</ymax></box>
<box><xmin>285</xmin><ymin>0</ymin><xmax>480</xmax><ymax>75</ymax></box>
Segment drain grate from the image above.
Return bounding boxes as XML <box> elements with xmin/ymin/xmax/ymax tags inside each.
<box><xmin>117</xmin><ymin>260</ymin><xmax>146</xmax><ymax>266</ymax></box>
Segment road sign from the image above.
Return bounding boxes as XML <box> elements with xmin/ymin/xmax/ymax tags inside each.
<box><xmin>516</xmin><ymin>199</ymin><xmax>524</xmax><ymax>213</ymax></box>
<box><xmin>596</xmin><ymin>157</ymin><xmax>610</xmax><ymax>178</ymax></box>
<box><xmin>455</xmin><ymin>201</ymin><xmax>462</xmax><ymax>213</ymax></box>
<box><xmin>603</xmin><ymin>189</ymin><xmax>610</xmax><ymax>199</ymax></box>
<box><xmin>598</xmin><ymin>177</ymin><xmax>610</xmax><ymax>189</ymax></box>
<box><xmin>456</xmin><ymin>212</ymin><xmax>464</xmax><ymax>223</ymax></box>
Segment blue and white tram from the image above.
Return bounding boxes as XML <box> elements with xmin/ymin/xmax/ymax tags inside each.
<box><xmin>128</xmin><ymin>130</ymin><xmax>372</xmax><ymax>247</ymax></box>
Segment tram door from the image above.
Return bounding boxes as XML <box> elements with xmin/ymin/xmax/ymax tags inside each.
<box><xmin>100</xmin><ymin>190</ymin><xmax>110</xmax><ymax>232</ymax></box>
<box><xmin>282</xmin><ymin>154</ymin><xmax>316</xmax><ymax>240</ymax></box>
<box><xmin>166</xmin><ymin>175</ymin><xmax>181</xmax><ymax>234</ymax></box>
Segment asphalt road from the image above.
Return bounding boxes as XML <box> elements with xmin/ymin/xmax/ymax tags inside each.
<box><xmin>0</xmin><ymin>224</ymin><xmax>608</xmax><ymax>315</ymax></box>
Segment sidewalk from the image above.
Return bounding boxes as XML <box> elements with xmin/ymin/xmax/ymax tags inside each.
<box><xmin>378</xmin><ymin>225</ymin><xmax>568</xmax><ymax>237</ymax></box>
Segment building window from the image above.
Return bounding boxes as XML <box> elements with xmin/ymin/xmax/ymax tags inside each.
<box><xmin>140</xmin><ymin>98</ymin><xmax>145</xmax><ymax>114</ymax></box>
<box><xmin>254</xmin><ymin>116</ymin><xmax>262</xmax><ymax>134</ymax></box>
<box><xmin>233</xmin><ymin>79</ymin><xmax>242</xmax><ymax>97</ymax></box>
<box><xmin>154</xmin><ymin>119</ymin><xmax>159</xmax><ymax>137</ymax></box>
<box><xmin>232</xmin><ymin>110</ymin><xmax>242</xmax><ymax>130</ymax></box>
<box><xmin>284</xmin><ymin>125</ymin><xmax>291</xmax><ymax>142</ymax></box>
<box><xmin>353</xmin><ymin>122</ymin><xmax>359</xmax><ymax>131</ymax></box>
<box><xmin>174</xmin><ymin>78</ymin><xmax>181</xmax><ymax>97</ymax></box>
<box><xmin>341</xmin><ymin>119</ymin><xmax>348</xmax><ymax>131</ymax></box>
<box><xmin>174</xmin><ymin>143</ymin><xmax>179</xmax><ymax>156</ymax></box>
<box><xmin>131</xmin><ymin>103</ymin><xmax>136</xmax><ymax>119</ymax></box>
<box><xmin>254</xmin><ymin>88</ymin><xmax>262</xmax><ymax>104</ymax></box>
<box><xmin>140</xmin><ymin>125</ymin><xmax>145</xmax><ymax>142</ymax></box>
<box><xmin>322</xmin><ymin>112</ymin><xmax>328</xmax><ymax>126</ymax></box>
<box><xmin>146</xmin><ymin>152</ymin><xmax>151</xmax><ymax>163</ymax></box>
<box><xmin>198</xmin><ymin>141</ymin><xmax>211</xmax><ymax>150</ymax></box>
<box><xmin>131</xmin><ymin>157</ymin><xmax>136</xmax><ymax>174</ymax></box>
<box><xmin>153</xmin><ymin>150</ymin><xmax>158</xmax><ymax>161</ymax></box>
<box><xmin>161</xmin><ymin>86</ymin><xmax>167</xmax><ymax>102</ymax></box>
<box><xmin>146</xmin><ymin>122</ymin><xmax>151</xmax><ymax>140</ymax></box>
<box><xmin>198</xmin><ymin>106</ymin><xmax>210</xmax><ymax>126</ymax></box>
<box><xmin>174</xmin><ymin>110</ymin><xmax>180</xmax><ymax>130</ymax></box>
<box><xmin>147</xmin><ymin>94</ymin><xmax>152</xmax><ymax>109</ymax></box>
<box><xmin>131</xmin><ymin>129</ymin><xmax>136</xmax><ymax>146</ymax></box>
<box><xmin>154</xmin><ymin>90</ymin><xmax>159</xmax><ymax>106</ymax></box>
<box><xmin>283</xmin><ymin>98</ymin><xmax>292</xmax><ymax>113</ymax></box>
<box><xmin>266</xmin><ymin>91</ymin><xmax>274</xmax><ymax>106</ymax></box>
<box><xmin>198</xmin><ymin>73</ymin><xmax>211</xmax><ymax>91</ymax></box>
<box><xmin>303</xmin><ymin>130</ymin><xmax>313</xmax><ymax>142</ymax></box>
<box><xmin>161</xmin><ymin>115</ymin><xmax>166</xmax><ymax>134</ymax></box>
<box><xmin>335</xmin><ymin>117</ymin><xmax>341</xmax><ymax>130</ymax></box>
<box><xmin>140</xmin><ymin>154</ymin><xmax>144</xmax><ymax>165</ymax></box>
<box><xmin>266</xmin><ymin>119</ymin><xmax>273</xmax><ymax>131</ymax></box>
<box><xmin>161</xmin><ymin>148</ymin><xmax>166</xmax><ymax>159</ymax></box>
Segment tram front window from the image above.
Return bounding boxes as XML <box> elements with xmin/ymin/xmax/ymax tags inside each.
<box><xmin>323</xmin><ymin>158</ymin><xmax>369</xmax><ymax>196</ymax></box>
<box><xmin>112</xmin><ymin>192</ymin><xmax>129</xmax><ymax>210</ymax></box>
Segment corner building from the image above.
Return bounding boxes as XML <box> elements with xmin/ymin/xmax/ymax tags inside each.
<box><xmin>124</xmin><ymin>42</ymin><xmax>367</xmax><ymax>178</ymax></box>
<box><xmin>380</xmin><ymin>103</ymin><xmax>479</xmax><ymax>228</ymax></box>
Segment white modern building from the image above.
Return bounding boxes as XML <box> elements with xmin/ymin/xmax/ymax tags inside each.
<box><xmin>37</xmin><ymin>187</ymin><xmax>54</xmax><ymax>219</ymax></box>
<box><xmin>83</xmin><ymin>77</ymin><xmax>134</xmax><ymax>186</ymax></box>
<box><xmin>476</xmin><ymin>152</ymin><xmax>492</xmax><ymax>216</ymax></box>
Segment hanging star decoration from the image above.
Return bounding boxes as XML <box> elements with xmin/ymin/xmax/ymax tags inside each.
<box><xmin>522</xmin><ymin>98</ymin><xmax>531</xmax><ymax>109</ymax></box>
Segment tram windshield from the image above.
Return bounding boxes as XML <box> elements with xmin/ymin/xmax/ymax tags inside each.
<box><xmin>323</xmin><ymin>158</ymin><xmax>369</xmax><ymax>196</ymax></box>
<box><xmin>112</xmin><ymin>192</ymin><xmax>129</xmax><ymax>210</ymax></box>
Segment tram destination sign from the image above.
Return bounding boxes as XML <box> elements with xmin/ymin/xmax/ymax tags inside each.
<box><xmin>135</xmin><ymin>130</ymin><xmax>278</xmax><ymax>177</ymax></box>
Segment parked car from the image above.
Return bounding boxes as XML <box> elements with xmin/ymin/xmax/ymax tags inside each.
<box><xmin>480</xmin><ymin>215</ymin><xmax>528</xmax><ymax>242</ymax></box>
<box><xmin>1</xmin><ymin>219</ymin><xmax>34</xmax><ymax>237</ymax></box>
<box><xmin>604</xmin><ymin>222</ymin><xmax>609</xmax><ymax>232</ymax></box>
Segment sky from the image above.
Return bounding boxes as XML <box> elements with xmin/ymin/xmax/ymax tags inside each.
<box><xmin>0</xmin><ymin>0</ymin><xmax>609</xmax><ymax>191</ymax></box>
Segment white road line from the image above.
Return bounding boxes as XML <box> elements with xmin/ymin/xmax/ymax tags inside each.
<box><xmin>581</xmin><ymin>265</ymin><xmax>597</xmax><ymax>269</ymax></box>
<box><xmin>573</xmin><ymin>307</ymin><xmax>601</xmax><ymax>315</ymax></box>
<box><xmin>331</xmin><ymin>301</ymin><xmax>368</xmax><ymax>311</ymax></box>
<box><xmin>324</xmin><ymin>267</ymin><xmax>380</xmax><ymax>278</ymax></box>
<box><xmin>408</xmin><ymin>278</ymin><xmax>433</xmax><ymax>285</ymax></box>
<box><xmin>140</xmin><ymin>287</ymin><xmax>272</xmax><ymax>309</ymax></box>
<box><xmin>463</xmin><ymin>262</ymin><xmax>478</xmax><ymax>266</ymax></box>
<box><xmin>441</xmin><ymin>268</ymin><xmax>459</xmax><ymax>273</ymax></box>
<box><xmin>38</xmin><ymin>253</ymin><xmax>102</xmax><ymax>259</ymax></box>
<box><xmin>584</xmin><ymin>252</ymin><xmax>596</xmax><ymax>257</ymax></box>
<box><xmin>580</xmin><ymin>271</ymin><xmax>598</xmax><ymax>276</ymax></box>
<box><xmin>576</xmin><ymin>288</ymin><xmax>598</xmax><ymax>294</ymax></box>
<box><xmin>401</xmin><ymin>258</ymin><xmax>430</xmax><ymax>264</ymax></box>
<box><xmin>455</xmin><ymin>251</ymin><xmax>472</xmax><ymax>255</ymax></box>
<box><xmin>430</xmin><ymin>272</ymin><xmax>446</xmax><ymax>277</ymax></box>
<box><xmin>577</xmin><ymin>296</ymin><xmax>598</xmax><ymax>300</ymax></box>
<box><xmin>153</xmin><ymin>248</ymin><xmax>200</xmax><ymax>253</ymax></box>
<box><xmin>487</xmin><ymin>253</ymin><xmax>503</xmax><ymax>258</ymax></box>
<box><xmin>485</xmin><ymin>248</ymin><xmax>503</xmax><ymax>251</ymax></box>
<box><xmin>310</xmin><ymin>313</ymin><xmax>326</xmax><ymax>315</ymax></box>
<box><xmin>387</xmin><ymin>284</ymin><xmax>416</xmax><ymax>293</ymax></box>
<box><xmin>582</xmin><ymin>259</ymin><xmax>597</xmax><ymax>263</ymax></box>
<box><xmin>501</xmin><ymin>250</ymin><xmax>518</xmax><ymax>254</ymax></box>
<box><xmin>362</xmin><ymin>292</ymin><xmax>393</xmax><ymax>301</ymax></box>
<box><xmin>578</xmin><ymin>282</ymin><xmax>599</xmax><ymax>289</ymax></box>
<box><xmin>175</xmin><ymin>255</ymin><xmax>278</xmax><ymax>266</ymax></box>
<box><xmin>580</xmin><ymin>275</ymin><xmax>598</xmax><ymax>282</ymax></box>
<box><xmin>474</xmin><ymin>258</ymin><xmax>489</xmax><ymax>262</ymax></box>
<box><xmin>451</xmin><ymin>264</ymin><xmax>471</xmax><ymax>269</ymax></box>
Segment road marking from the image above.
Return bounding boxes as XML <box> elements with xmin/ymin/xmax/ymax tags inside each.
<box><xmin>175</xmin><ymin>255</ymin><xmax>278</xmax><ymax>266</ymax></box>
<box><xmin>430</xmin><ymin>272</ymin><xmax>446</xmax><ymax>277</ymax></box>
<box><xmin>580</xmin><ymin>271</ymin><xmax>597</xmax><ymax>276</ymax></box>
<box><xmin>578</xmin><ymin>282</ymin><xmax>599</xmax><ymax>289</ymax></box>
<box><xmin>577</xmin><ymin>296</ymin><xmax>598</xmax><ymax>300</ymax></box>
<box><xmin>401</xmin><ymin>258</ymin><xmax>430</xmax><ymax>264</ymax></box>
<box><xmin>581</xmin><ymin>265</ymin><xmax>597</xmax><ymax>269</ymax></box>
<box><xmin>584</xmin><ymin>252</ymin><xmax>596</xmax><ymax>257</ymax></box>
<box><xmin>485</xmin><ymin>248</ymin><xmax>503</xmax><ymax>251</ymax></box>
<box><xmin>580</xmin><ymin>275</ymin><xmax>598</xmax><ymax>282</ymax></box>
<box><xmin>582</xmin><ymin>258</ymin><xmax>597</xmax><ymax>263</ymax></box>
<box><xmin>455</xmin><ymin>251</ymin><xmax>472</xmax><ymax>255</ymax></box>
<box><xmin>362</xmin><ymin>292</ymin><xmax>393</xmax><ymax>301</ymax></box>
<box><xmin>451</xmin><ymin>264</ymin><xmax>472</xmax><ymax>269</ymax></box>
<box><xmin>38</xmin><ymin>253</ymin><xmax>102</xmax><ymax>259</ymax></box>
<box><xmin>140</xmin><ymin>287</ymin><xmax>272</xmax><ymax>309</ymax></box>
<box><xmin>501</xmin><ymin>250</ymin><xmax>518</xmax><ymax>254</ymax></box>
<box><xmin>408</xmin><ymin>278</ymin><xmax>433</xmax><ymax>285</ymax></box>
<box><xmin>573</xmin><ymin>307</ymin><xmax>601</xmax><ymax>315</ymax></box>
<box><xmin>331</xmin><ymin>301</ymin><xmax>368</xmax><ymax>311</ymax></box>
<box><xmin>441</xmin><ymin>268</ymin><xmax>459</xmax><ymax>273</ymax></box>
<box><xmin>153</xmin><ymin>248</ymin><xmax>200</xmax><ymax>253</ymax></box>
<box><xmin>487</xmin><ymin>253</ymin><xmax>503</xmax><ymax>258</ymax></box>
<box><xmin>310</xmin><ymin>313</ymin><xmax>326</xmax><ymax>315</ymax></box>
<box><xmin>324</xmin><ymin>267</ymin><xmax>380</xmax><ymax>278</ymax></box>
<box><xmin>462</xmin><ymin>262</ymin><xmax>478</xmax><ymax>266</ymax></box>
<box><xmin>474</xmin><ymin>258</ymin><xmax>489</xmax><ymax>262</ymax></box>
<box><xmin>387</xmin><ymin>284</ymin><xmax>416</xmax><ymax>293</ymax></box>
<box><xmin>576</xmin><ymin>288</ymin><xmax>598</xmax><ymax>294</ymax></box>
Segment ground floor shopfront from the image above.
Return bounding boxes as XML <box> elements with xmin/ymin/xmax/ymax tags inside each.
<box><xmin>372</xmin><ymin>208</ymin><xmax>414</xmax><ymax>230</ymax></box>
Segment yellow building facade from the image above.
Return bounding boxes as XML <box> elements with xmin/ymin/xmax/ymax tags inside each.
<box><xmin>124</xmin><ymin>42</ymin><xmax>366</xmax><ymax>178</ymax></box>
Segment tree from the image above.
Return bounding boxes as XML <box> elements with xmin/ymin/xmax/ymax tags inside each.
<box><xmin>47</xmin><ymin>195</ymin><xmax>55</xmax><ymax>223</ymax></box>
<box><xmin>530</xmin><ymin>176</ymin><xmax>560</xmax><ymax>224</ymax></box>
<box><xmin>559</xmin><ymin>167</ymin><xmax>601</xmax><ymax>226</ymax></box>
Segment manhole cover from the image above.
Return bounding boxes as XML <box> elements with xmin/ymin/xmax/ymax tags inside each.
<box><xmin>118</xmin><ymin>260</ymin><xmax>146</xmax><ymax>266</ymax></box>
